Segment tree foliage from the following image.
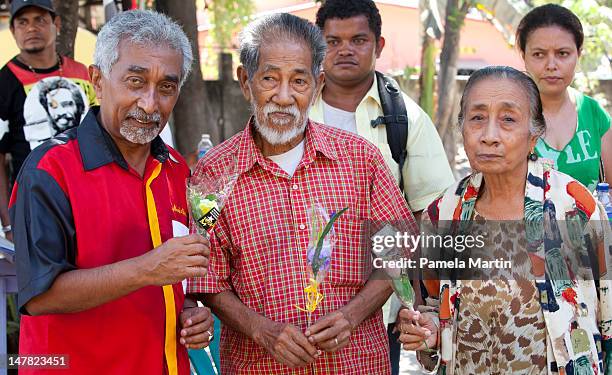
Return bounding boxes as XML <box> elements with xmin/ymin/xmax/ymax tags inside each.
<box><xmin>156</xmin><ymin>0</ymin><xmax>215</xmax><ymax>153</ymax></box>
<box><xmin>209</xmin><ymin>0</ymin><xmax>255</xmax><ymax>51</ymax></box>
<box><xmin>435</xmin><ymin>0</ymin><xmax>472</xmax><ymax>165</ymax></box>
<box><xmin>533</xmin><ymin>0</ymin><xmax>612</xmax><ymax>94</ymax></box>
<box><xmin>418</xmin><ymin>0</ymin><xmax>443</xmax><ymax>118</ymax></box>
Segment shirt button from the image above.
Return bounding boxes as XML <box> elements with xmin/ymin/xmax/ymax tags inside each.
<box><xmin>299</xmin><ymin>224</ymin><xmax>306</xmax><ymax>230</ymax></box>
<box><xmin>304</xmin><ymin>165</ymin><xmax>310</xmax><ymax>169</ymax></box>
<box><xmin>292</xmin><ymin>184</ymin><xmax>299</xmax><ymax>190</ymax></box>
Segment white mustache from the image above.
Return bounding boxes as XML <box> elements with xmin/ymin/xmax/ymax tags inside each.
<box><xmin>262</xmin><ymin>103</ymin><xmax>300</xmax><ymax>119</ymax></box>
<box><xmin>126</xmin><ymin>109</ymin><xmax>161</xmax><ymax>124</ymax></box>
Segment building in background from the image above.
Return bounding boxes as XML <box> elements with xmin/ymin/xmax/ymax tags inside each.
<box><xmin>196</xmin><ymin>0</ymin><xmax>524</xmax><ymax>79</ymax></box>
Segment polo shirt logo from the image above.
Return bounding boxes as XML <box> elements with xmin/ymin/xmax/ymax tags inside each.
<box><xmin>172</xmin><ymin>204</ymin><xmax>186</xmax><ymax>217</ymax></box>
<box><xmin>197</xmin><ymin>207</ymin><xmax>220</xmax><ymax>231</ymax></box>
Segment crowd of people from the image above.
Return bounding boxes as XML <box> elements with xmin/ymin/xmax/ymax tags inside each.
<box><xmin>2</xmin><ymin>0</ymin><xmax>611</xmax><ymax>374</ymax></box>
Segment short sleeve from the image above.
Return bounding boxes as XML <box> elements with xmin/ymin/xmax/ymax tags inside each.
<box><xmin>0</xmin><ymin>88</ymin><xmax>9</xmax><ymax>149</ymax></box>
<box><xmin>597</xmin><ymin>103</ymin><xmax>610</xmax><ymax>139</ymax></box>
<box><xmin>0</xmin><ymin>126</ymin><xmax>12</xmax><ymax>155</ymax></box>
<box><xmin>0</xmin><ymin>67</ymin><xmax>20</xmax><ymax>154</ymax></box>
<box><xmin>186</xmin><ymin>215</ymin><xmax>233</xmax><ymax>295</ymax></box>
<box><xmin>186</xmin><ymin>166</ymin><xmax>233</xmax><ymax>295</ymax></box>
<box><xmin>401</xmin><ymin>95</ymin><xmax>455</xmax><ymax>211</ymax></box>
<box><xmin>10</xmin><ymin>167</ymin><xmax>76</xmax><ymax>314</ymax></box>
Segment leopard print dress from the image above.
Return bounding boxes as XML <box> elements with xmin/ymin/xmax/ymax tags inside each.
<box><xmin>454</xmin><ymin>213</ymin><xmax>548</xmax><ymax>375</ymax></box>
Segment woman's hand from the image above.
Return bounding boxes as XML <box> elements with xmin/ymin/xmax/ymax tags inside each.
<box><xmin>396</xmin><ymin>308</ymin><xmax>438</xmax><ymax>351</ymax></box>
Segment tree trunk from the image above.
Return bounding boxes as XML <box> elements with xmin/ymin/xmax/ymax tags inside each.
<box><xmin>156</xmin><ymin>0</ymin><xmax>216</xmax><ymax>155</ymax></box>
<box><xmin>53</xmin><ymin>0</ymin><xmax>79</xmax><ymax>58</ymax></box>
<box><xmin>418</xmin><ymin>0</ymin><xmax>441</xmax><ymax>119</ymax></box>
<box><xmin>418</xmin><ymin>35</ymin><xmax>436</xmax><ymax>119</ymax></box>
<box><xmin>435</xmin><ymin>0</ymin><xmax>470</xmax><ymax>165</ymax></box>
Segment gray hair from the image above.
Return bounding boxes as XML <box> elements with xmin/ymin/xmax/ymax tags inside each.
<box><xmin>94</xmin><ymin>10</ymin><xmax>193</xmax><ymax>88</ymax></box>
<box><xmin>457</xmin><ymin>66</ymin><xmax>546</xmax><ymax>137</ymax></box>
<box><xmin>239</xmin><ymin>13</ymin><xmax>326</xmax><ymax>80</ymax></box>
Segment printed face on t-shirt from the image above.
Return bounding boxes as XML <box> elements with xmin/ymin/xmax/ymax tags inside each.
<box><xmin>23</xmin><ymin>76</ymin><xmax>88</xmax><ymax>148</ymax></box>
<box><xmin>46</xmin><ymin>87</ymin><xmax>79</xmax><ymax>131</ymax></box>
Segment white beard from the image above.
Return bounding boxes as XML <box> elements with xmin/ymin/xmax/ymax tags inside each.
<box><xmin>120</xmin><ymin>121</ymin><xmax>161</xmax><ymax>145</ymax></box>
<box><xmin>253</xmin><ymin>113</ymin><xmax>307</xmax><ymax>145</ymax></box>
<box><xmin>249</xmin><ymin>88</ymin><xmax>310</xmax><ymax>146</ymax></box>
<box><xmin>120</xmin><ymin>108</ymin><xmax>162</xmax><ymax>145</ymax></box>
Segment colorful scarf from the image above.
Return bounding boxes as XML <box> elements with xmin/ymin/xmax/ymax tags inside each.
<box><xmin>424</xmin><ymin>160</ymin><xmax>612</xmax><ymax>375</ymax></box>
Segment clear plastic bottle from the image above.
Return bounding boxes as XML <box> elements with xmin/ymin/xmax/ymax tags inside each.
<box><xmin>596</xmin><ymin>183</ymin><xmax>612</xmax><ymax>222</ymax></box>
<box><xmin>197</xmin><ymin>134</ymin><xmax>213</xmax><ymax>160</ymax></box>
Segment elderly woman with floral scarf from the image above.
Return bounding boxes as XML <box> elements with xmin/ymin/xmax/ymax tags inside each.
<box><xmin>398</xmin><ymin>66</ymin><xmax>612</xmax><ymax>375</ymax></box>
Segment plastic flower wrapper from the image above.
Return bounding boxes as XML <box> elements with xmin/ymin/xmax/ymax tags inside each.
<box><xmin>370</xmin><ymin>222</ymin><xmax>439</xmax><ymax>365</ymax></box>
<box><xmin>296</xmin><ymin>203</ymin><xmax>348</xmax><ymax>323</ymax></box>
<box><xmin>187</xmin><ymin>157</ymin><xmax>239</xmax><ymax>237</ymax></box>
<box><xmin>370</xmin><ymin>223</ymin><xmax>416</xmax><ymax>308</ymax></box>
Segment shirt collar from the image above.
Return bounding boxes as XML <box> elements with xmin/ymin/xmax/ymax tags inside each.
<box><xmin>235</xmin><ymin>116</ymin><xmax>338</xmax><ymax>175</ymax></box>
<box><xmin>361</xmin><ymin>74</ymin><xmax>382</xmax><ymax>107</ymax></box>
<box><xmin>11</xmin><ymin>55</ymin><xmax>62</xmax><ymax>74</ymax></box>
<box><xmin>77</xmin><ymin>106</ymin><xmax>169</xmax><ymax>171</ymax></box>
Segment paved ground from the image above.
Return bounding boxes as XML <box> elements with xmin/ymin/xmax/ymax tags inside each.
<box><xmin>399</xmin><ymin>350</ymin><xmax>427</xmax><ymax>374</ymax></box>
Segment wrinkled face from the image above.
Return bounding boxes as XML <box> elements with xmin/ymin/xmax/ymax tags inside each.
<box><xmin>10</xmin><ymin>7</ymin><xmax>59</xmax><ymax>54</ymax></box>
<box><xmin>462</xmin><ymin>78</ymin><xmax>538</xmax><ymax>175</ymax></box>
<box><xmin>91</xmin><ymin>39</ymin><xmax>182</xmax><ymax>146</ymax></box>
<box><xmin>322</xmin><ymin>15</ymin><xmax>382</xmax><ymax>87</ymax></box>
<box><xmin>47</xmin><ymin>88</ymin><xmax>76</xmax><ymax>130</ymax></box>
<box><xmin>239</xmin><ymin>39</ymin><xmax>322</xmax><ymax>146</ymax></box>
<box><xmin>523</xmin><ymin>26</ymin><xmax>579</xmax><ymax>98</ymax></box>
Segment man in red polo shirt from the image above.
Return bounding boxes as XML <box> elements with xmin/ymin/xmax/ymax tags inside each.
<box><xmin>11</xmin><ymin>10</ymin><xmax>211</xmax><ymax>374</ymax></box>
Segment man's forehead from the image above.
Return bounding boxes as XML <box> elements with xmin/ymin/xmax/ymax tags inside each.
<box><xmin>256</xmin><ymin>40</ymin><xmax>313</xmax><ymax>73</ymax></box>
<box><xmin>260</xmin><ymin>63</ymin><xmax>309</xmax><ymax>75</ymax></box>
<box><xmin>116</xmin><ymin>39</ymin><xmax>181</xmax><ymax>60</ymax></box>
<box><xmin>324</xmin><ymin>15</ymin><xmax>372</xmax><ymax>34</ymax></box>
<box><xmin>114</xmin><ymin>41</ymin><xmax>182</xmax><ymax>77</ymax></box>
<box><xmin>52</xmin><ymin>88</ymin><xmax>71</xmax><ymax>95</ymax></box>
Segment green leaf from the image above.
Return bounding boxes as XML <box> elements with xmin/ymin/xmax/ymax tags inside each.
<box><xmin>311</xmin><ymin>207</ymin><xmax>349</xmax><ymax>276</ymax></box>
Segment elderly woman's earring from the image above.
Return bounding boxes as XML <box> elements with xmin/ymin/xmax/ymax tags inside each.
<box><xmin>529</xmin><ymin>151</ymin><xmax>538</xmax><ymax>161</ymax></box>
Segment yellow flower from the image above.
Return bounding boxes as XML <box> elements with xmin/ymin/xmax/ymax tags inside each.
<box><xmin>199</xmin><ymin>198</ymin><xmax>218</xmax><ymax>214</ymax></box>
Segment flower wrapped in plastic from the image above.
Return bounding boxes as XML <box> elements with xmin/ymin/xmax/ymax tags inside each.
<box><xmin>296</xmin><ymin>203</ymin><xmax>348</xmax><ymax>323</ymax></box>
<box><xmin>370</xmin><ymin>223</ymin><xmax>416</xmax><ymax>308</ymax></box>
<box><xmin>370</xmin><ymin>221</ymin><xmax>439</xmax><ymax>371</ymax></box>
<box><xmin>187</xmin><ymin>159</ymin><xmax>239</xmax><ymax>237</ymax></box>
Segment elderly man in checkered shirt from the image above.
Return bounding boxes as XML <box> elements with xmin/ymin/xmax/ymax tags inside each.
<box><xmin>188</xmin><ymin>13</ymin><xmax>417</xmax><ymax>375</ymax></box>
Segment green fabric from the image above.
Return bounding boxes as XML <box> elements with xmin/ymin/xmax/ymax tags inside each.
<box><xmin>188</xmin><ymin>315</ymin><xmax>221</xmax><ymax>375</ymax></box>
<box><xmin>604</xmin><ymin>339</ymin><xmax>612</xmax><ymax>375</ymax></box>
<box><xmin>535</xmin><ymin>89</ymin><xmax>611</xmax><ymax>192</ymax></box>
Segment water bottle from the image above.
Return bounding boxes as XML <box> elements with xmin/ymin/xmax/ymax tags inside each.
<box><xmin>596</xmin><ymin>183</ymin><xmax>612</xmax><ymax>222</ymax></box>
<box><xmin>197</xmin><ymin>134</ymin><xmax>213</xmax><ymax>160</ymax></box>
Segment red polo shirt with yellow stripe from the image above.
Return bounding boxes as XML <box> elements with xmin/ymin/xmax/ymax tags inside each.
<box><xmin>10</xmin><ymin>106</ymin><xmax>190</xmax><ymax>374</ymax></box>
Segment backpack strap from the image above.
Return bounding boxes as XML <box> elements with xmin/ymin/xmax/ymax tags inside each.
<box><xmin>370</xmin><ymin>71</ymin><xmax>409</xmax><ymax>192</ymax></box>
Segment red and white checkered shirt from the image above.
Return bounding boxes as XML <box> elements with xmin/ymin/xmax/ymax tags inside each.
<box><xmin>187</xmin><ymin>119</ymin><xmax>415</xmax><ymax>374</ymax></box>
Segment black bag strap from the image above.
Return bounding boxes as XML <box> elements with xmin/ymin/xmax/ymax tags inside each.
<box><xmin>370</xmin><ymin>71</ymin><xmax>409</xmax><ymax>191</ymax></box>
